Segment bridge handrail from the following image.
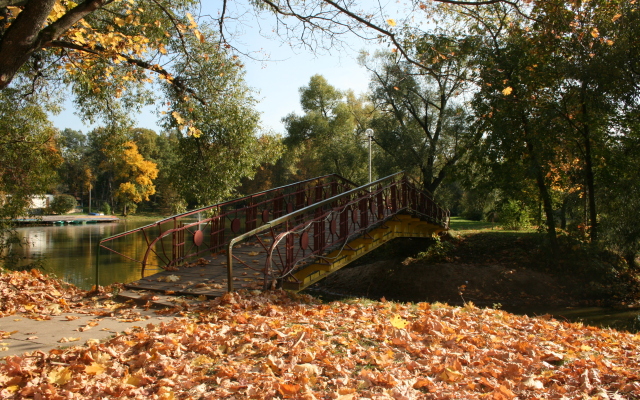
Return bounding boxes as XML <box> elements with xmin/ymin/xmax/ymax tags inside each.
<box><xmin>94</xmin><ymin>172</ymin><xmax>448</xmax><ymax>290</ymax></box>
<box><xmin>98</xmin><ymin>173</ymin><xmax>357</xmax><ymax>245</ymax></box>
<box><xmin>95</xmin><ymin>173</ymin><xmax>357</xmax><ymax>286</ymax></box>
<box><xmin>226</xmin><ymin>172</ymin><xmax>449</xmax><ymax>291</ymax></box>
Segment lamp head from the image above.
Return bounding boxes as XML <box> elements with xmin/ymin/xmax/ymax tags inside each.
<box><xmin>365</xmin><ymin>128</ymin><xmax>374</xmax><ymax>137</ymax></box>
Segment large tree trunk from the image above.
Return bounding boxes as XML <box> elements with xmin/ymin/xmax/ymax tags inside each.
<box><xmin>0</xmin><ymin>0</ymin><xmax>55</xmax><ymax>88</ymax></box>
<box><xmin>0</xmin><ymin>0</ymin><xmax>110</xmax><ymax>89</ymax></box>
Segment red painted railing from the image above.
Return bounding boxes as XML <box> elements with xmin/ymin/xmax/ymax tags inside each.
<box><xmin>96</xmin><ymin>173</ymin><xmax>449</xmax><ymax>290</ymax></box>
<box><xmin>96</xmin><ymin>174</ymin><xmax>356</xmax><ymax>283</ymax></box>
<box><xmin>226</xmin><ymin>172</ymin><xmax>449</xmax><ymax>290</ymax></box>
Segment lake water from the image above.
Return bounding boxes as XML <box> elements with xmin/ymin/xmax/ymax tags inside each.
<box><xmin>6</xmin><ymin>221</ymin><xmax>159</xmax><ymax>290</ymax></box>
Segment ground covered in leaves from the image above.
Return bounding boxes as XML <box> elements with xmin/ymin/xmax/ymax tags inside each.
<box><xmin>1</xmin><ymin>270</ymin><xmax>640</xmax><ymax>399</ymax></box>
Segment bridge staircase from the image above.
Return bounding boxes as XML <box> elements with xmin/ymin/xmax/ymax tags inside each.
<box><xmin>97</xmin><ymin>173</ymin><xmax>449</xmax><ymax>299</ymax></box>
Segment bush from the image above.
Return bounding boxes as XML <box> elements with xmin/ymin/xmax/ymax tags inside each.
<box><xmin>50</xmin><ymin>194</ymin><xmax>77</xmax><ymax>215</ymax></box>
<box><xmin>102</xmin><ymin>202</ymin><xmax>112</xmax><ymax>215</ymax></box>
<box><xmin>499</xmin><ymin>199</ymin><xmax>530</xmax><ymax>230</ymax></box>
<box><xmin>417</xmin><ymin>237</ymin><xmax>456</xmax><ymax>263</ymax></box>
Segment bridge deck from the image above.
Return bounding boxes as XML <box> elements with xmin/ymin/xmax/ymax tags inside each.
<box><xmin>121</xmin><ymin>242</ymin><xmax>265</xmax><ymax>299</ymax></box>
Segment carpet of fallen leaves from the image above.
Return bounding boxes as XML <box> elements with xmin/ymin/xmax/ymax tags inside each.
<box><xmin>1</xmin><ymin>271</ymin><xmax>640</xmax><ymax>399</ymax></box>
<box><xmin>0</xmin><ymin>270</ymin><xmax>88</xmax><ymax>318</ymax></box>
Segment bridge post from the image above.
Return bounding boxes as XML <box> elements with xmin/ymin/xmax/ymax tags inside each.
<box><xmin>360</xmin><ymin>194</ymin><xmax>369</xmax><ymax>229</ymax></box>
<box><xmin>391</xmin><ymin>182</ymin><xmax>398</xmax><ymax>213</ymax></box>
<box><xmin>377</xmin><ymin>185</ymin><xmax>384</xmax><ymax>219</ymax></box>
<box><xmin>340</xmin><ymin>203</ymin><xmax>349</xmax><ymax>240</ymax></box>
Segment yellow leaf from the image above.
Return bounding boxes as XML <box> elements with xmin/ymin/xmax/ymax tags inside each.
<box><xmin>591</xmin><ymin>28</ymin><xmax>599</xmax><ymax>38</ymax></box>
<box><xmin>612</xmin><ymin>13</ymin><xmax>622</xmax><ymax>22</ymax></box>
<box><xmin>7</xmin><ymin>6</ymin><xmax>22</xmax><ymax>17</ymax></box>
<box><xmin>440</xmin><ymin>367</ymin><xmax>464</xmax><ymax>382</ymax></box>
<box><xmin>171</xmin><ymin>112</ymin><xmax>184</xmax><ymax>125</ymax></box>
<box><xmin>5</xmin><ymin>385</ymin><xmax>20</xmax><ymax>393</ymax></box>
<box><xmin>85</xmin><ymin>362</ymin><xmax>106</xmax><ymax>375</ymax></box>
<box><xmin>186</xmin><ymin>13</ymin><xmax>198</xmax><ymax>28</ymax></box>
<box><xmin>386</xmin><ymin>19</ymin><xmax>397</xmax><ymax>27</ymax></box>
<box><xmin>49</xmin><ymin>367</ymin><xmax>73</xmax><ymax>385</ymax></box>
<box><xmin>502</xmin><ymin>86</ymin><xmax>513</xmax><ymax>95</ymax></box>
<box><xmin>194</xmin><ymin>29</ymin><xmax>205</xmax><ymax>44</ymax></box>
<box><xmin>390</xmin><ymin>315</ymin><xmax>409</xmax><ymax>329</ymax></box>
<box><xmin>187</xmin><ymin>126</ymin><xmax>203</xmax><ymax>137</ymax></box>
<box><xmin>114</xmin><ymin>17</ymin><xmax>125</xmax><ymax>27</ymax></box>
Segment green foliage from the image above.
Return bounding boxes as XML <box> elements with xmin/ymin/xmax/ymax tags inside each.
<box><xmin>499</xmin><ymin>200</ymin><xmax>530</xmax><ymax>231</ymax></box>
<box><xmin>363</xmin><ymin>39</ymin><xmax>479</xmax><ymax>194</ymax></box>
<box><xmin>417</xmin><ymin>237</ymin><xmax>456</xmax><ymax>263</ymax></box>
<box><xmin>101</xmin><ymin>202</ymin><xmax>112</xmax><ymax>215</ymax></box>
<box><xmin>160</xmin><ymin>27</ymin><xmax>281</xmax><ymax>207</ymax></box>
<box><xmin>0</xmin><ymin>90</ymin><xmax>60</xmax><ymax>269</ymax></box>
<box><xmin>283</xmin><ymin>75</ymin><xmax>370</xmax><ymax>184</ymax></box>
<box><xmin>50</xmin><ymin>194</ymin><xmax>77</xmax><ymax>215</ymax></box>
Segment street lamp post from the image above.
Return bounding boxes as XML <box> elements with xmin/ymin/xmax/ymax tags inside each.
<box><xmin>365</xmin><ymin>128</ymin><xmax>374</xmax><ymax>183</ymax></box>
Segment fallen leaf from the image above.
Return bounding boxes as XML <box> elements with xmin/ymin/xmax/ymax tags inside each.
<box><xmin>293</xmin><ymin>363</ymin><xmax>322</xmax><ymax>376</ymax></box>
<box><xmin>85</xmin><ymin>362</ymin><xmax>106</xmax><ymax>375</ymax></box>
<box><xmin>390</xmin><ymin>315</ymin><xmax>409</xmax><ymax>329</ymax></box>
<box><xmin>48</xmin><ymin>367</ymin><xmax>72</xmax><ymax>385</ymax></box>
<box><xmin>278</xmin><ymin>383</ymin><xmax>301</xmax><ymax>396</ymax></box>
<box><xmin>58</xmin><ymin>337</ymin><xmax>80</xmax><ymax>343</ymax></box>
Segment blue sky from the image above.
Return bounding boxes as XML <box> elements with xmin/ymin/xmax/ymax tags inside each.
<box><xmin>49</xmin><ymin>6</ymin><xmax>377</xmax><ymax>136</ymax></box>
<box><xmin>51</xmin><ymin>0</ymin><xmax>399</xmax><ymax>134</ymax></box>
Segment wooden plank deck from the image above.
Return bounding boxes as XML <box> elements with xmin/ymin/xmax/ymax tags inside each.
<box><xmin>120</xmin><ymin>240</ymin><xmax>270</xmax><ymax>304</ymax></box>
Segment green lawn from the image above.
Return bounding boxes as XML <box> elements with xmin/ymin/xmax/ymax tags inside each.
<box><xmin>448</xmin><ymin>216</ymin><xmax>496</xmax><ymax>232</ymax></box>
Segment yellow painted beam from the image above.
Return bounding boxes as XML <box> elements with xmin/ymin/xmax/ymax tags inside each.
<box><xmin>282</xmin><ymin>215</ymin><xmax>445</xmax><ymax>292</ymax></box>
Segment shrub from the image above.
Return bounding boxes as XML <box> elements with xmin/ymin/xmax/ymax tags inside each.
<box><xmin>499</xmin><ymin>199</ymin><xmax>530</xmax><ymax>230</ymax></box>
<box><xmin>102</xmin><ymin>202</ymin><xmax>112</xmax><ymax>215</ymax></box>
<box><xmin>417</xmin><ymin>237</ymin><xmax>456</xmax><ymax>263</ymax></box>
<box><xmin>50</xmin><ymin>194</ymin><xmax>77</xmax><ymax>215</ymax></box>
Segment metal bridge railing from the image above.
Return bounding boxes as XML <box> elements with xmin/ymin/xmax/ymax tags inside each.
<box><xmin>96</xmin><ymin>172</ymin><xmax>449</xmax><ymax>290</ymax></box>
<box><xmin>95</xmin><ymin>174</ymin><xmax>357</xmax><ymax>286</ymax></box>
<box><xmin>226</xmin><ymin>172</ymin><xmax>449</xmax><ymax>291</ymax></box>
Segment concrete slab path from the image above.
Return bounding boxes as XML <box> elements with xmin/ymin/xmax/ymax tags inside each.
<box><xmin>0</xmin><ymin>308</ymin><xmax>178</xmax><ymax>358</ymax></box>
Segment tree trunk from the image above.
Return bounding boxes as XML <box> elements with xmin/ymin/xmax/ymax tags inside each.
<box><xmin>583</xmin><ymin>129</ymin><xmax>598</xmax><ymax>242</ymax></box>
<box><xmin>523</xmin><ymin>126</ymin><xmax>558</xmax><ymax>253</ymax></box>
<box><xmin>624</xmin><ymin>252</ymin><xmax>638</xmax><ymax>270</ymax></box>
<box><xmin>560</xmin><ymin>197</ymin><xmax>568</xmax><ymax>230</ymax></box>
<box><xmin>580</xmin><ymin>85</ymin><xmax>598</xmax><ymax>243</ymax></box>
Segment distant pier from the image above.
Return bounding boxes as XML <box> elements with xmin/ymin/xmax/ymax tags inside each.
<box><xmin>13</xmin><ymin>215</ymin><xmax>120</xmax><ymax>225</ymax></box>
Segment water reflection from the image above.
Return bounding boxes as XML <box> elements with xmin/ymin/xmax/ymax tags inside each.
<box><xmin>7</xmin><ymin>221</ymin><xmax>161</xmax><ymax>290</ymax></box>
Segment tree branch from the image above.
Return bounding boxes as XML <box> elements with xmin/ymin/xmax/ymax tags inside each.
<box><xmin>48</xmin><ymin>40</ymin><xmax>208</xmax><ymax>106</ymax></box>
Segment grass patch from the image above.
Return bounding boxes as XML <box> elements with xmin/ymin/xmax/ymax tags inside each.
<box><xmin>448</xmin><ymin>217</ymin><xmax>496</xmax><ymax>232</ymax></box>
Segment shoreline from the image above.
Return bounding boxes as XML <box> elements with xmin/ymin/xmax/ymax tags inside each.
<box><xmin>12</xmin><ymin>215</ymin><xmax>120</xmax><ymax>225</ymax></box>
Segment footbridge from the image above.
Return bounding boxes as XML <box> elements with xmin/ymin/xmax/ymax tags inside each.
<box><xmin>97</xmin><ymin>172</ymin><xmax>449</xmax><ymax>298</ymax></box>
